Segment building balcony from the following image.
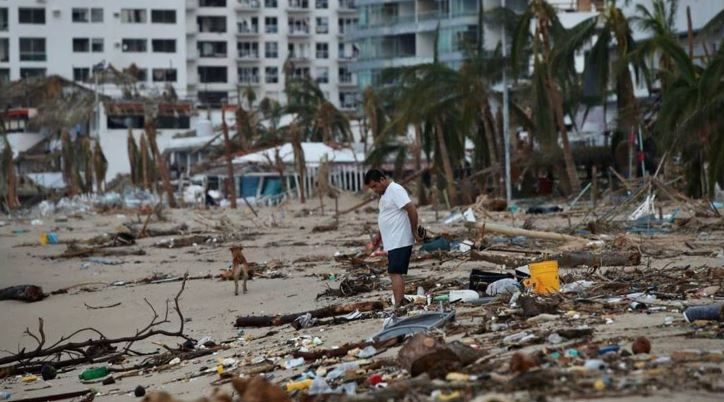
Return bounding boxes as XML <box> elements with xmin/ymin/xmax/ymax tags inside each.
<box><xmin>288</xmin><ymin>29</ymin><xmax>311</xmax><ymax>38</ymax></box>
<box><xmin>338</xmin><ymin>0</ymin><xmax>357</xmax><ymax>13</ymax></box>
<box><xmin>236</xmin><ymin>0</ymin><xmax>261</xmax><ymax>11</ymax></box>
<box><xmin>288</xmin><ymin>54</ymin><xmax>312</xmax><ymax>63</ymax></box>
<box><xmin>239</xmin><ymin>76</ymin><xmax>261</xmax><ymax>86</ymax></box>
<box><xmin>237</xmin><ymin>26</ymin><xmax>260</xmax><ymax>36</ymax></box>
<box><xmin>237</xmin><ymin>53</ymin><xmax>260</xmax><ymax>62</ymax></box>
<box><xmin>287</xmin><ymin>1</ymin><xmax>310</xmax><ymax>12</ymax></box>
<box><xmin>339</xmin><ymin>78</ymin><xmax>356</xmax><ymax>87</ymax></box>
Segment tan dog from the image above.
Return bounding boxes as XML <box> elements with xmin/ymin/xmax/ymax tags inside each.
<box><xmin>229</xmin><ymin>245</ymin><xmax>249</xmax><ymax>295</ymax></box>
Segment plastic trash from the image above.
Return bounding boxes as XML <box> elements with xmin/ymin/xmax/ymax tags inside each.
<box><xmin>284</xmin><ymin>357</ymin><xmax>305</xmax><ymax>369</ymax></box>
<box><xmin>308</xmin><ymin>377</ymin><xmax>332</xmax><ymax>395</ymax></box>
<box><xmin>463</xmin><ymin>208</ymin><xmax>476</xmax><ymax>222</ymax></box>
<box><xmin>79</xmin><ymin>366</ymin><xmax>110</xmax><ymax>381</ymax></box>
<box><xmin>598</xmin><ymin>345</ymin><xmax>620</xmax><ymax>355</ymax></box>
<box><xmin>358</xmin><ymin>345</ymin><xmax>378</xmax><ymax>358</ymax></box>
<box><xmin>337</xmin><ymin>382</ymin><xmax>357</xmax><ymax>395</ymax></box>
<box><xmin>47</xmin><ymin>232</ymin><xmax>58</xmax><ymax>244</ymax></box>
<box><xmin>547</xmin><ymin>333</ymin><xmax>563</xmax><ymax>344</ymax></box>
<box><xmin>326</xmin><ymin>362</ymin><xmax>358</xmax><ymax>380</ymax></box>
<box><xmin>0</xmin><ymin>391</ymin><xmax>11</xmax><ymax>400</ymax></box>
<box><xmin>286</xmin><ymin>378</ymin><xmax>313</xmax><ymax>392</ymax></box>
<box><xmin>485</xmin><ymin>278</ymin><xmax>521</xmax><ymax>296</ymax></box>
<box><xmin>420</xmin><ymin>236</ymin><xmax>450</xmax><ymax>252</ymax></box>
<box><xmin>442</xmin><ymin>211</ymin><xmax>464</xmax><ymax>225</ymax></box>
<box><xmin>683</xmin><ymin>303</ymin><xmax>723</xmax><ymax>322</ymax></box>
<box><xmin>584</xmin><ymin>359</ymin><xmax>606</xmax><ymax>371</ymax></box>
<box><xmin>560</xmin><ymin>280</ymin><xmax>595</xmax><ymax>293</ymax></box>
<box><xmin>341</xmin><ymin>310</ymin><xmax>362</xmax><ymax>320</ymax></box>
<box><xmin>367</xmin><ymin>374</ymin><xmax>383</xmax><ymax>385</ymax></box>
<box><xmin>448</xmin><ymin>289</ymin><xmax>479</xmax><ymax>302</ymax></box>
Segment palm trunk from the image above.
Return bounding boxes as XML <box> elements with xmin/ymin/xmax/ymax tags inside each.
<box><xmin>435</xmin><ymin>118</ymin><xmax>458</xmax><ymax>205</ymax></box>
<box><xmin>616</xmin><ymin>70</ymin><xmax>639</xmax><ymax>179</ymax></box>
<box><xmin>546</xmin><ymin>76</ymin><xmax>581</xmax><ymax>194</ymax></box>
<box><xmin>221</xmin><ymin>107</ymin><xmax>237</xmax><ymax>209</ymax></box>
<box><xmin>481</xmin><ymin>103</ymin><xmax>498</xmax><ymax>167</ymax></box>
<box><xmin>235</xmin><ymin>107</ymin><xmax>247</xmax><ymax>151</ymax></box>
<box><xmin>61</xmin><ymin>130</ymin><xmax>79</xmax><ymax>197</ymax></box>
<box><xmin>291</xmin><ymin>124</ymin><xmax>306</xmax><ymax>203</ymax></box>
<box><xmin>139</xmin><ymin>134</ymin><xmax>151</xmax><ymax>190</ymax></box>
<box><xmin>3</xmin><ymin>137</ymin><xmax>18</xmax><ymax>209</ymax></box>
<box><xmin>145</xmin><ymin>120</ymin><xmax>177</xmax><ymax>208</ymax></box>
<box><xmin>413</xmin><ymin>123</ymin><xmax>427</xmax><ymax>205</ymax></box>
<box><xmin>93</xmin><ymin>141</ymin><xmax>107</xmax><ymax>193</ymax></box>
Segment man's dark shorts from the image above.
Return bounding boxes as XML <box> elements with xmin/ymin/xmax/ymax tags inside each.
<box><xmin>387</xmin><ymin>245</ymin><xmax>413</xmax><ymax>275</ymax></box>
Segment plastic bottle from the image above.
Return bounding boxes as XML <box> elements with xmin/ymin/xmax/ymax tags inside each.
<box><xmin>285</xmin><ymin>378</ymin><xmax>313</xmax><ymax>392</ymax></box>
<box><xmin>0</xmin><ymin>391</ymin><xmax>11</xmax><ymax>400</ymax></box>
<box><xmin>78</xmin><ymin>366</ymin><xmax>110</xmax><ymax>381</ymax></box>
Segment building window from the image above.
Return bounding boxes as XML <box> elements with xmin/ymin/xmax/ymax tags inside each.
<box><xmin>152</xmin><ymin>39</ymin><xmax>176</xmax><ymax>53</ymax></box>
<box><xmin>198</xmin><ymin>91</ymin><xmax>227</xmax><ymax>107</ymax></box>
<box><xmin>157</xmin><ymin>115</ymin><xmax>190</xmax><ymax>129</ymax></box>
<box><xmin>122</xmin><ymin>39</ymin><xmax>147</xmax><ymax>52</ymax></box>
<box><xmin>72</xmin><ymin>8</ymin><xmax>89</xmax><ymax>22</ymax></box>
<box><xmin>290</xmin><ymin>0</ymin><xmax>309</xmax><ymax>9</ymax></box>
<box><xmin>197</xmin><ymin>16</ymin><xmax>226</xmax><ymax>33</ymax></box>
<box><xmin>340</xmin><ymin>91</ymin><xmax>357</xmax><ymax>109</ymax></box>
<box><xmin>316</xmin><ymin>0</ymin><xmax>328</xmax><ymax>9</ymax></box>
<box><xmin>288</xmin><ymin>17</ymin><xmax>310</xmax><ymax>34</ymax></box>
<box><xmin>73</xmin><ymin>67</ymin><xmax>90</xmax><ymax>82</ymax></box>
<box><xmin>0</xmin><ymin>8</ymin><xmax>8</xmax><ymax>31</ymax></box>
<box><xmin>265</xmin><ymin>0</ymin><xmax>278</xmax><ymax>8</ymax></box>
<box><xmin>339</xmin><ymin>66</ymin><xmax>353</xmax><ymax>83</ymax></box>
<box><xmin>91</xmin><ymin>38</ymin><xmax>104</xmax><ymax>52</ymax></box>
<box><xmin>19</xmin><ymin>8</ymin><xmax>45</xmax><ymax>24</ymax></box>
<box><xmin>338</xmin><ymin>17</ymin><xmax>356</xmax><ymax>34</ymax></box>
<box><xmin>238</xmin><ymin>42</ymin><xmax>259</xmax><ymax>58</ymax></box>
<box><xmin>292</xmin><ymin>67</ymin><xmax>309</xmax><ymax>80</ymax></box>
<box><xmin>152</xmin><ymin>68</ymin><xmax>177</xmax><ymax>82</ymax></box>
<box><xmin>200</xmin><ymin>0</ymin><xmax>226</xmax><ymax>6</ymax></box>
<box><xmin>108</xmin><ymin>115</ymin><xmax>144</xmax><ymax>129</ymax></box>
<box><xmin>73</xmin><ymin>38</ymin><xmax>90</xmax><ymax>52</ymax></box>
<box><xmin>19</xmin><ymin>38</ymin><xmax>46</xmax><ymax>61</ymax></box>
<box><xmin>264</xmin><ymin>42</ymin><xmax>278</xmax><ymax>58</ymax></box>
<box><xmin>265</xmin><ymin>67</ymin><xmax>278</xmax><ymax>83</ymax></box>
<box><xmin>198</xmin><ymin>41</ymin><xmax>227</xmax><ymax>57</ymax></box>
<box><xmin>121</xmin><ymin>9</ymin><xmax>147</xmax><ymax>23</ymax></box>
<box><xmin>239</xmin><ymin>67</ymin><xmax>259</xmax><ymax>84</ymax></box>
<box><xmin>0</xmin><ymin>39</ymin><xmax>8</xmax><ymax>62</ymax></box>
<box><xmin>20</xmin><ymin>68</ymin><xmax>46</xmax><ymax>78</ymax></box>
<box><xmin>315</xmin><ymin>42</ymin><xmax>328</xmax><ymax>59</ymax></box>
<box><xmin>265</xmin><ymin>17</ymin><xmax>277</xmax><ymax>33</ymax></box>
<box><xmin>91</xmin><ymin>8</ymin><xmax>103</xmax><ymax>22</ymax></box>
<box><xmin>316</xmin><ymin>17</ymin><xmax>328</xmax><ymax>34</ymax></box>
<box><xmin>315</xmin><ymin>67</ymin><xmax>328</xmax><ymax>84</ymax></box>
<box><xmin>0</xmin><ymin>69</ymin><xmax>9</xmax><ymax>84</ymax></box>
<box><xmin>151</xmin><ymin>10</ymin><xmax>176</xmax><ymax>24</ymax></box>
<box><xmin>198</xmin><ymin>66</ymin><xmax>228</xmax><ymax>83</ymax></box>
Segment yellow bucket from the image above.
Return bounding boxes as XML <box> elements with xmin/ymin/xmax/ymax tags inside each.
<box><xmin>523</xmin><ymin>260</ymin><xmax>560</xmax><ymax>294</ymax></box>
<box><xmin>39</xmin><ymin>232</ymin><xmax>49</xmax><ymax>246</ymax></box>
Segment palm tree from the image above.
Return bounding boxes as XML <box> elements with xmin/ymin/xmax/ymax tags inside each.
<box><xmin>2</xmin><ymin>136</ymin><xmax>18</xmax><ymax>209</ymax></box>
<box><xmin>61</xmin><ymin>130</ymin><xmax>80</xmax><ymax>196</ymax></box>
<box><xmin>512</xmin><ymin>0</ymin><xmax>581</xmax><ymax>193</ymax></box>
<box><xmin>93</xmin><ymin>140</ymin><xmax>107</xmax><ymax>193</ymax></box>
<box><xmin>221</xmin><ymin>105</ymin><xmax>237</xmax><ymax>209</ymax></box>
<box><xmin>144</xmin><ymin>116</ymin><xmax>177</xmax><ymax>208</ymax></box>
<box><xmin>127</xmin><ymin>129</ymin><xmax>141</xmax><ymax>187</ymax></box>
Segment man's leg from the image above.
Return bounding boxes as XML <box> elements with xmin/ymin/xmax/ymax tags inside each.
<box><xmin>390</xmin><ymin>273</ymin><xmax>405</xmax><ymax>307</ymax></box>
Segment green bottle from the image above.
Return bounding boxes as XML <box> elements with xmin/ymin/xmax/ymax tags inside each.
<box><xmin>79</xmin><ymin>366</ymin><xmax>109</xmax><ymax>381</ymax></box>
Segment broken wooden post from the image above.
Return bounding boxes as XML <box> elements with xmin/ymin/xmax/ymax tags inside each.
<box><xmin>465</xmin><ymin>221</ymin><xmax>587</xmax><ymax>243</ymax></box>
<box><xmin>235</xmin><ymin>300</ymin><xmax>387</xmax><ymax>328</ymax></box>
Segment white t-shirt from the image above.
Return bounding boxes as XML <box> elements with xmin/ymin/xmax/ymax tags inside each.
<box><xmin>378</xmin><ymin>182</ymin><xmax>414</xmax><ymax>251</ymax></box>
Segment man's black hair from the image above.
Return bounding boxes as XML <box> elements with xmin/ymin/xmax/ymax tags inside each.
<box><xmin>364</xmin><ymin>168</ymin><xmax>386</xmax><ymax>185</ymax></box>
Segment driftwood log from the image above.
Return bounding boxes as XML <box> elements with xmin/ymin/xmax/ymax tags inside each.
<box><xmin>467</xmin><ymin>221</ymin><xmax>588</xmax><ymax>243</ymax></box>
<box><xmin>469</xmin><ymin>250</ymin><xmax>641</xmax><ymax>268</ymax></box>
<box><xmin>235</xmin><ymin>300</ymin><xmax>387</xmax><ymax>328</ymax></box>
<box><xmin>54</xmin><ymin>244</ymin><xmax>146</xmax><ymax>259</ymax></box>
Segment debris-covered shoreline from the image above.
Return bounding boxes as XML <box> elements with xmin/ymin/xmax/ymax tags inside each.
<box><xmin>1</xmin><ymin>191</ymin><xmax>722</xmax><ymax>402</ymax></box>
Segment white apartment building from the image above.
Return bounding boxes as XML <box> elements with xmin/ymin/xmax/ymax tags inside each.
<box><xmin>0</xmin><ymin>0</ymin><xmax>359</xmax><ymax>110</ymax></box>
<box><xmin>0</xmin><ymin>0</ymin><xmax>189</xmax><ymax>99</ymax></box>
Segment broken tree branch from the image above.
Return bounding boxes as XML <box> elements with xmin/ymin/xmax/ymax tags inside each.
<box><xmin>235</xmin><ymin>300</ymin><xmax>388</xmax><ymax>328</ymax></box>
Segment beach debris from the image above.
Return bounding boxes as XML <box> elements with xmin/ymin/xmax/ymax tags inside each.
<box><xmin>0</xmin><ymin>285</ymin><xmax>45</xmax><ymax>303</ymax></box>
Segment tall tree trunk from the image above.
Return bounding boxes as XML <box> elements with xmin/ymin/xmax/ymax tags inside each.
<box><xmin>481</xmin><ymin>103</ymin><xmax>498</xmax><ymax>167</ymax></box>
<box><xmin>413</xmin><ymin>123</ymin><xmax>427</xmax><ymax>205</ymax></box>
<box><xmin>291</xmin><ymin>124</ymin><xmax>306</xmax><ymax>203</ymax></box>
<box><xmin>435</xmin><ymin>118</ymin><xmax>459</xmax><ymax>205</ymax></box>
<box><xmin>139</xmin><ymin>134</ymin><xmax>151</xmax><ymax>190</ymax></box>
<box><xmin>221</xmin><ymin>106</ymin><xmax>237</xmax><ymax>209</ymax></box>
<box><xmin>145</xmin><ymin>120</ymin><xmax>177</xmax><ymax>208</ymax></box>
<box><xmin>616</xmin><ymin>69</ymin><xmax>639</xmax><ymax>179</ymax></box>
<box><xmin>93</xmin><ymin>141</ymin><xmax>107</xmax><ymax>193</ymax></box>
<box><xmin>235</xmin><ymin>106</ymin><xmax>247</xmax><ymax>151</ymax></box>
<box><xmin>127</xmin><ymin>129</ymin><xmax>139</xmax><ymax>187</ymax></box>
<box><xmin>547</xmin><ymin>77</ymin><xmax>581</xmax><ymax>194</ymax></box>
<box><xmin>61</xmin><ymin>130</ymin><xmax>79</xmax><ymax>197</ymax></box>
<box><xmin>2</xmin><ymin>137</ymin><xmax>18</xmax><ymax>209</ymax></box>
<box><xmin>82</xmin><ymin>137</ymin><xmax>94</xmax><ymax>193</ymax></box>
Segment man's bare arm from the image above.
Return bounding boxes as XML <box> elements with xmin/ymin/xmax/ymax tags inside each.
<box><xmin>403</xmin><ymin>203</ymin><xmax>419</xmax><ymax>241</ymax></box>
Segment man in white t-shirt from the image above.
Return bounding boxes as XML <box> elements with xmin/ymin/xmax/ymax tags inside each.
<box><xmin>364</xmin><ymin>169</ymin><xmax>420</xmax><ymax>309</ymax></box>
